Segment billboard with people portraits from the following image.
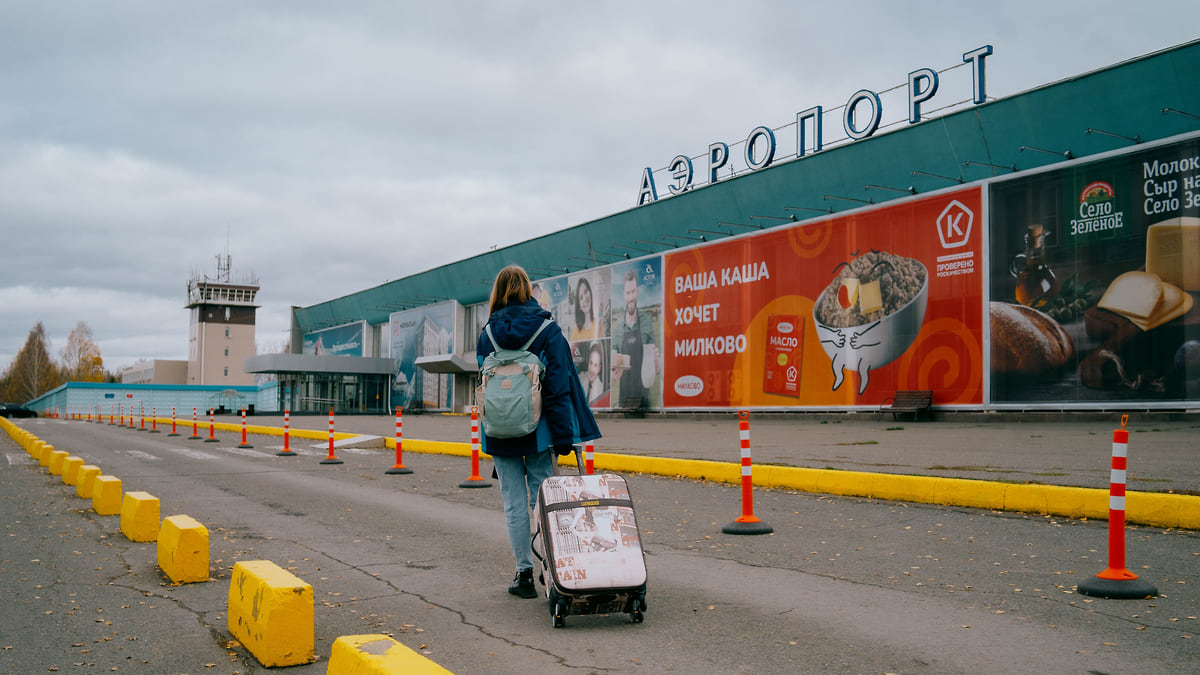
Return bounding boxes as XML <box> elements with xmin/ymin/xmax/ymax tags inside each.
<box><xmin>609</xmin><ymin>259</ymin><xmax>665</xmax><ymax>409</ymax></box>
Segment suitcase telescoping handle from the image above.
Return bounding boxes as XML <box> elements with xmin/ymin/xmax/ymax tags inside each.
<box><xmin>550</xmin><ymin>444</ymin><xmax>585</xmax><ymax>476</ymax></box>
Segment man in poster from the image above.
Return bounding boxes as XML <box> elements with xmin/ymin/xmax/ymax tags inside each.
<box><xmin>612</xmin><ymin>269</ymin><xmax>659</xmax><ymax>409</ymax></box>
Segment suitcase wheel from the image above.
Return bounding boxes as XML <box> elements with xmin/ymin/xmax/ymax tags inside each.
<box><xmin>552</xmin><ymin>598</ymin><xmax>568</xmax><ymax>628</ymax></box>
<box><xmin>629</xmin><ymin>594</ymin><xmax>647</xmax><ymax>623</ymax></box>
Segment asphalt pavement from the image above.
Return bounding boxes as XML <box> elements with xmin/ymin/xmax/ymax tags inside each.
<box><xmin>3</xmin><ymin>413</ymin><xmax>1199</xmax><ymax>673</ymax></box>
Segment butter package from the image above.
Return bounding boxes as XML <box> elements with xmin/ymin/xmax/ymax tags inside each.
<box><xmin>763</xmin><ymin>314</ymin><xmax>804</xmax><ymax>397</ymax></box>
<box><xmin>1145</xmin><ymin>216</ymin><xmax>1200</xmax><ymax>291</ymax></box>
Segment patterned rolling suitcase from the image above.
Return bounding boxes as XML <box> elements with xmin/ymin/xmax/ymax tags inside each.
<box><xmin>532</xmin><ymin>459</ymin><xmax>648</xmax><ymax>628</ymax></box>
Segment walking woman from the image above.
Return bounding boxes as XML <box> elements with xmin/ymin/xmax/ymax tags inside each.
<box><xmin>478</xmin><ymin>265</ymin><xmax>601</xmax><ymax>598</ymax></box>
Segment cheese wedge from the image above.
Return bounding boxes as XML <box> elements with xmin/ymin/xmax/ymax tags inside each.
<box><xmin>858</xmin><ymin>280</ymin><xmax>883</xmax><ymax>314</ymax></box>
<box><xmin>1097</xmin><ymin>271</ymin><xmax>1164</xmax><ymax>321</ymax></box>
<box><xmin>1128</xmin><ymin>282</ymin><xmax>1194</xmax><ymax>331</ymax></box>
<box><xmin>1145</xmin><ymin>217</ymin><xmax>1200</xmax><ymax>291</ymax></box>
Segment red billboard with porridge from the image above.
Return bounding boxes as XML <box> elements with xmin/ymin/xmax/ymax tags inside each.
<box><xmin>663</xmin><ymin>188</ymin><xmax>985</xmax><ymax>408</ymax></box>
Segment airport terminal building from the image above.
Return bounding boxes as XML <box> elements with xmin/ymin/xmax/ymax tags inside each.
<box><xmin>29</xmin><ymin>40</ymin><xmax>1200</xmax><ymax>418</ymax></box>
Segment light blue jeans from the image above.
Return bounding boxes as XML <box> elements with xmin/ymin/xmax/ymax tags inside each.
<box><xmin>493</xmin><ymin>450</ymin><xmax>555</xmax><ymax>572</ymax></box>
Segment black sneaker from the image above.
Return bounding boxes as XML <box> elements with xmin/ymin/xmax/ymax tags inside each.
<box><xmin>508</xmin><ymin>569</ymin><xmax>537</xmax><ymax>598</ymax></box>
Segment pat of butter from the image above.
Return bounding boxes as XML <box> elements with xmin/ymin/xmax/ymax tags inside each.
<box><xmin>858</xmin><ymin>280</ymin><xmax>883</xmax><ymax>314</ymax></box>
<box><xmin>1097</xmin><ymin>271</ymin><xmax>1163</xmax><ymax>321</ymax></box>
<box><xmin>1145</xmin><ymin>217</ymin><xmax>1200</xmax><ymax>291</ymax></box>
<box><xmin>1128</xmin><ymin>282</ymin><xmax>1194</xmax><ymax>331</ymax></box>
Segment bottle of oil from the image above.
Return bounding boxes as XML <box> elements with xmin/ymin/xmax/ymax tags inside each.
<box><xmin>1010</xmin><ymin>224</ymin><xmax>1059</xmax><ymax>306</ymax></box>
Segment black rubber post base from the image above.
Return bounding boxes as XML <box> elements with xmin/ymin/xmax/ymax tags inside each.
<box><xmin>276</xmin><ymin>450</ymin><xmax>297</xmax><ymax>457</ymax></box>
<box><xmin>459</xmin><ymin>478</ymin><xmax>493</xmax><ymax>488</ymax></box>
<box><xmin>237</xmin><ymin>443</ymin><xmax>253</xmax><ymax>449</ymax></box>
<box><xmin>385</xmin><ymin>466</ymin><xmax>414</xmax><ymax>475</ymax></box>
<box><xmin>320</xmin><ymin>457</ymin><xmax>344</xmax><ymax>465</ymax></box>
<box><xmin>722</xmin><ymin>520</ymin><xmax>774</xmax><ymax>535</ymax></box>
<box><xmin>1077</xmin><ymin>576</ymin><xmax>1158</xmax><ymax>599</ymax></box>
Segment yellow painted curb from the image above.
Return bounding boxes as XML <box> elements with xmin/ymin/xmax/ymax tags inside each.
<box><xmin>328</xmin><ymin>634</ymin><xmax>454</xmax><ymax>674</ymax></box>
<box><xmin>399</xmin><ymin>439</ymin><xmax>1200</xmax><ymax>529</ymax></box>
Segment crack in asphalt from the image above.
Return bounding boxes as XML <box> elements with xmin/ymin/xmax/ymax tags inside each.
<box><xmin>294</xmin><ymin>541</ymin><xmax>615</xmax><ymax>672</ymax></box>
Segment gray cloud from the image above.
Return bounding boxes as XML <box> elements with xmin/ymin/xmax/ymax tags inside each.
<box><xmin>2</xmin><ymin>1</ymin><xmax>1196</xmax><ymax>374</ymax></box>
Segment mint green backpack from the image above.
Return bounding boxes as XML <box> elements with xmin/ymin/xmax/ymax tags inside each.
<box><xmin>476</xmin><ymin>319</ymin><xmax>552</xmax><ymax>439</ymax></box>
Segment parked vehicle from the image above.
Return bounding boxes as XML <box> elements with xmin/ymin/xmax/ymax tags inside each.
<box><xmin>0</xmin><ymin>403</ymin><xmax>37</xmax><ymax>418</ymax></box>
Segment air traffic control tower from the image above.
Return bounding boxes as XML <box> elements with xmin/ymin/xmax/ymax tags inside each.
<box><xmin>186</xmin><ymin>252</ymin><xmax>259</xmax><ymax>386</ymax></box>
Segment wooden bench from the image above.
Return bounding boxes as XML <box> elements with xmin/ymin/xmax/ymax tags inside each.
<box><xmin>878</xmin><ymin>390</ymin><xmax>933</xmax><ymax>422</ymax></box>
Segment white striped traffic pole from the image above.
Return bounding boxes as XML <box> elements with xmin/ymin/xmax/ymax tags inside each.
<box><xmin>386</xmin><ymin>406</ymin><xmax>412</xmax><ymax>474</ymax></box>
<box><xmin>320</xmin><ymin>407</ymin><xmax>343</xmax><ymax>464</ymax></box>
<box><xmin>168</xmin><ymin>407</ymin><xmax>180</xmax><ymax>436</ymax></box>
<box><xmin>1078</xmin><ymin>415</ymin><xmax>1157</xmax><ymax>599</ymax></box>
<box><xmin>459</xmin><ymin>406</ymin><xmax>491</xmax><ymax>488</ymax></box>
<box><xmin>236</xmin><ymin>408</ymin><xmax>253</xmax><ymax>448</ymax></box>
<box><xmin>277</xmin><ymin>409</ymin><xmax>295</xmax><ymax>456</ymax></box>
<box><xmin>584</xmin><ymin>441</ymin><xmax>594</xmax><ymax>475</ymax></box>
<box><xmin>722</xmin><ymin>411</ymin><xmax>772</xmax><ymax>535</ymax></box>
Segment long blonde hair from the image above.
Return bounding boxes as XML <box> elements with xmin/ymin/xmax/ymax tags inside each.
<box><xmin>489</xmin><ymin>265</ymin><xmax>533</xmax><ymax>314</ymax></box>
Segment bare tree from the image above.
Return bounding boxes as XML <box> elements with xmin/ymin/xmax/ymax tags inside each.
<box><xmin>60</xmin><ymin>321</ymin><xmax>106</xmax><ymax>382</ymax></box>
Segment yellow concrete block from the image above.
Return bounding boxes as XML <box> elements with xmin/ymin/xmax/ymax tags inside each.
<box><xmin>62</xmin><ymin>457</ymin><xmax>84</xmax><ymax>485</ymax></box>
<box><xmin>120</xmin><ymin>491</ymin><xmax>160</xmax><ymax>542</ymax></box>
<box><xmin>28</xmin><ymin>439</ymin><xmax>42</xmax><ymax>457</ymax></box>
<box><xmin>91</xmin><ymin>475</ymin><xmax>123</xmax><ymax>515</ymax></box>
<box><xmin>158</xmin><ymin>515</ymin><xmax>210</xmax><ymax>584</ymax></box>
<box><xmin>76</xmin><ymin>466</ymin><xmax>101</xmax><ymax>498</ymax></box>
<box><xmin>48</xmin><ymin>450</ymin><xmax>69</xmax><ymax>475</ymax></box>
<box><xmin>228</xmin><ymin>560</ymin><xmax>314</xmax><ymax>667</ymax></box>
<box><xmin>38</xmin><ymin>444</ymin><xmax>55</xmax><ymax>466</ymax></box>
<box><xmin>328</xmin><ymin>634</ymin><xmax>454</xmax><ymax>674</ymax></box>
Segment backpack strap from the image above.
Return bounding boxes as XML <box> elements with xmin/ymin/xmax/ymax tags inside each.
<box><xmin>520</xmin><ymin>319</ymin><xmax>553</xmax><ymax>351</ymax></box>
<box><xmin>484</xmin><ymin>324</ymin><xmax>501</xmax><ymax>352</ymax></box>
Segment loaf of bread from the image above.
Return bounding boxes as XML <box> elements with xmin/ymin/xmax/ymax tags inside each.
<box><xmin>990</xmin><ymin>302</ymin><xmax>1075</xmax><ymax>376</ymax></box>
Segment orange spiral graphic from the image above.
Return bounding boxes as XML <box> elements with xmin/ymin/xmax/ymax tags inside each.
<box><xmin>895</xmin><ymin>317</ymin><xmax>983</xmax><ymax>404</ymax></box>
<box><xmin>785</xmin><ymin>219</ymin><xmax>834</xmax><ymax>259</ymax></box>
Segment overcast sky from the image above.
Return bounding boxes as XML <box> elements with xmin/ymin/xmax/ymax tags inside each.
<box><xmin>1</xmin><ymin>1</ymin><xmax>1196</xmax><ymax>378</ymax></box>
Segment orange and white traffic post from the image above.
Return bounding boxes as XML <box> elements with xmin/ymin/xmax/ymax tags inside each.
<box><xmin>276</xmin><ymin>409</ymin><xmax>296</xmax><ymax>456</ymax></box>
<box><xmin>204</xmin><ymin>409</ymin><xmax>218</xmax><ymax>443</ymax></box>
<box><xmin>385</xmin><ymin>406</ymin><xmax>413</xmax><ymax>475</ymax></box>
<box><xmin>584</xmin><ymin>441</ymin><xmax>595</xmax><ymax>475</ymax></box>
<box><xmin>149</xmin><ymin>408</ymin><xmax>160</xmax><ymax>433</ymax></box>
<box><xmin>168</xmin><ymin>407</ymin><xmax>181</xmax><ymax>437</ymax></box>
<box><xmin>1077</xmin><ymin>415</ymin><xmax>1158</xmax><ymax>599</ymax></box>
<box><xmin>236</xmin><ymin>408</ymin><xmax>253</xmax><ymax>448</ymax></box>
<box><xmin>459</xmin><ymin>406</ymin><xmax>491</xmax><ymax>488</ymax></box>
<box><xmin>722</xmin><ymin>411</ymin><xmax>773</xmax><ymax>535</ymax></box>
<box><xmin>188</xmin><ymin>407</ymin><xmax>201</xmax><ymax>440</ymax></box>
<box><xmin>320</xmin><ymin>408</ymin><xmax>343</xmax><ymax>465</ymax></box>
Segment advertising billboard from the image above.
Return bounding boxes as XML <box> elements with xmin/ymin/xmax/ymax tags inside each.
<box><xmin>989</xmin><ymin>136</ymin><xmax>1200</xmax><ymax>405</ymax></box>
<box><xmin>302</xmin><ymin>321</ymin><xmax>366</xmax><ymax>356</ymax></box>
<box><xmin>389</xmin><ymin>302</ymin><xmax>457</xmax><ymax>410</ymax></box>
<box><xmin>663</xmin><ymin>188</ymin><xmax>985</xmax><ymax>408</ymax></box>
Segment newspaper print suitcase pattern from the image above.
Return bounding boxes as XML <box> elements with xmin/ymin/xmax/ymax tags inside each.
<box><xmin>532</xmin><ymin>472</ymin><xmax>648</xmax><ymax>627</ymax></box>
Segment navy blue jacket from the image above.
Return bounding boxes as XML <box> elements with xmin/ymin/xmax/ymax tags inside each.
<box><xmin>477</xmin><ymin>299</ymin><xmax>601</xmax><ymax>457</ymax></box>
